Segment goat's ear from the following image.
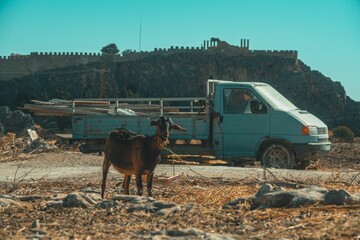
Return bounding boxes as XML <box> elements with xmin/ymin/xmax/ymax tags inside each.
<box><xmin>150</xmin><ymin>120</ymin><xmax>158</xmax><ymax>126</ymax></box>
<box><xmin>172</xmin><ymin>124</ymin><xmax>187</xmax><ymax>132</ymax></box>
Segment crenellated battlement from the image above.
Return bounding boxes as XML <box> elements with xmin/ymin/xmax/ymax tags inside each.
<box><xmin>1</xmin><ymin>51</ymin><xmax>102</xmax><ymax>60</ymax></box>
<box><xmin>119</xmin><ymin>38</ymin><xmax>297</xmax><ymax>60</ymax></box>
<box><xmin>29</xmin><ymin>52</ymin><xmax>102</xmax><ymax>56</ymax></box>
<box><xmin>249</xmin><ymin>49</ymin><xmax>298</xmax><ymax>58</ymax></box>
<box><xmin>0</xmin><ymin>38</ymin><xmax>298</xmax><ymax>81</ymax></box>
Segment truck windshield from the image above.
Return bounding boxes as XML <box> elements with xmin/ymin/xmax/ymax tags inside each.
<box><xmin>255</xmin><ymin>85</ymin><xmax>298</xmax><ymax>111</ymax></box>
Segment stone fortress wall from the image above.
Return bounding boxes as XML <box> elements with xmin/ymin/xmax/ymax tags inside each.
<box><xmin>0</xmin><ymin>52</ymin><xmax>117</xmax><ymax>81</ymax></box>
<box><xmin>0</xmin><ymin>38</ymin><xmax>298</xmax><ymax>81</ymax></box>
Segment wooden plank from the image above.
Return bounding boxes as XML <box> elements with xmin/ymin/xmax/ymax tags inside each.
<box><xmin>49</xmin><ymin>99</ymin><xmax>72</xmax><ymax>104</ymax></box>
<box><xmin>31</xmin><ymin>100</ymin><xmax>55</xmax><ymax>105</ymax></box>
<box><xmin>74</xmin><ymin>100</ymin><xmax>110</xmax><ymax>106</ymax></box>
<box><xmin>32</xmin><ymin>112</ymin><xmax>71</xmax><ymax>116</ymax></box>
<box><xmin>55</xmin><ymin>133</ymin><xmax>73</xmax><ymax>139</ymax></box>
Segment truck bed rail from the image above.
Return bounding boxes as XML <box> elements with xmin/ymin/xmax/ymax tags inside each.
<box><xmin>22</xmin><ymin>97</ymin><xmax>208</xmax><ymax>117</ymax></box>
<box><xmin>72</xmin><ymin>97</ymin><xmax>208</xmax><ymax>116</ymax></box>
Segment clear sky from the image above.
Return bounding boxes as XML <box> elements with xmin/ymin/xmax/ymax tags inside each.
<box><xmin>0</xmin><ymin>0</ymin><xmax>359</xmax><ymax>101</ymax></box>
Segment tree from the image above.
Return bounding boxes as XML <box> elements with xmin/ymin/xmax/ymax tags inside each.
<box><xmin>122</xmin><ymin>49</ymin><xmax>135</xmax><ymax>56</ymax></box>
<box><xmin>101</xmin><ymin>43</ymin><xmax>120</xmax><ymax>55</ymax></box>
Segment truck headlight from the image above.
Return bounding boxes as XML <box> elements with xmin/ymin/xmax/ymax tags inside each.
<box><xmin>302</xmin><ymin>126</ymin><xmax>318</xmax><ymax>135</ymax></box>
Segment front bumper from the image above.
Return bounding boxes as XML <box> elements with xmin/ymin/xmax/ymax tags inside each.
<box><xmin>293</xmin><ymin>141</ymin><xmax>332</xmax><ymax>159</ymax></box>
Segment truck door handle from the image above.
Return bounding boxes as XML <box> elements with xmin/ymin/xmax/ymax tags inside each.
<box><xmin>212</xmin><ymin>112</ymin><xmax>223</xmax><ymax>124</ymax></box>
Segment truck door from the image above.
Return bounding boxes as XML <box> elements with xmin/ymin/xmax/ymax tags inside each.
<box><xmin>214</xmin><ymin>87</ymin><xmax>270</xmax><ymax>158</ymax></box>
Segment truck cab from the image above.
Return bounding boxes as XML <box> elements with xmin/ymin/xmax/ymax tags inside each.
<box><xmin>210</xmin><ymin>80</ymin><xmax>331</xmax><ymax>168</ymax></box>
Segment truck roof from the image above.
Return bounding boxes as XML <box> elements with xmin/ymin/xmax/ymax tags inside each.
<box><xmin>208</xmin><ymin>79</ymin><xmax>269</xmax><ymax>87</ymax></box>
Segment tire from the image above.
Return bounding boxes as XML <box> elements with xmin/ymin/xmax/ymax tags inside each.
<box><xmin>260</xmin><ymin>143</ymin><xmax>295</xmax><ymax>169</ymax></box>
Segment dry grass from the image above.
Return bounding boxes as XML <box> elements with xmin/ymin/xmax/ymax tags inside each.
<box><xmin>1</xmin><ymin>174</ymin><xmax>359</xmax><ymax>239</ymax></box>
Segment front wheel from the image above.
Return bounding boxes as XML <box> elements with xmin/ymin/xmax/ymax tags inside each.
<box><xmin>260</xmin><ymin>143</ymin><xmax>295</xmax><ymax>169</ymax></box>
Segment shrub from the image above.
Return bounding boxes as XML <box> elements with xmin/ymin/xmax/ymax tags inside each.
<box><xmin>332</xmin><ymin>126</ymin><xmax>355</xmax><ymax>142</ymax></box>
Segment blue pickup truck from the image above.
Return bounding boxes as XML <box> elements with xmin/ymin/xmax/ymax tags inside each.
<box><xmin>70</xmin><ymin>80</ymin><xmax>331</xmax><ymax>169</ymax></box>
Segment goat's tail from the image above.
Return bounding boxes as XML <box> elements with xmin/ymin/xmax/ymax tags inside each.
<box><xmin>101</xmin><ymin>149</ymin><xmax>111</xmax><ymax>199</ymax></box>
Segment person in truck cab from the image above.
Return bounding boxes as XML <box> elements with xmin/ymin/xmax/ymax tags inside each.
<box><xmin>228</xmin><ymin>89</ymin><xmax>252</xmax><ymax>113</ymax></box>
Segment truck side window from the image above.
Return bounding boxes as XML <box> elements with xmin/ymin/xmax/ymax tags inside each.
<box><xmin>224</xmin><ymin>89</ymin><xmax>253</xmax><ymax>114</ymax></box>
<box><xmin>250</xmin><ymin>99</ymin><xmax>267</xmax><ymax>114</ymax></box>
<box><xmin>224</xmin><ymin>88</ymin><xmax>267</xmax><ymax>114</ymax></box>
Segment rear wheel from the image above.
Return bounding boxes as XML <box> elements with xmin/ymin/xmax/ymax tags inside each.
<box><xmin>260</xmin><ymin>143</ymin><xmax>295</xmax><ymax>169</ymax></box>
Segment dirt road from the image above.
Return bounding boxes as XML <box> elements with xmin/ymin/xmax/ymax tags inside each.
<box><xmin>1</xmin><ymin>152</ymin><xmax>359</xmax><ymax>183</ymax></box>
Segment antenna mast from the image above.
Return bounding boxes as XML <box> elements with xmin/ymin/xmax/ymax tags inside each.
<box><xmin>139</xmin><ymin>14</ymin><xmax>142</xmax><ymax>51</ymax></box>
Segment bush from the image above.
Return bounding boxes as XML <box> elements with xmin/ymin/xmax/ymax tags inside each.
<box><xmin>101</xmin><ymin>43</ymin><xmax>120</xmax><ymax>55</ymax></box>
<box><xmin>332</xmin><ymin>126</ymin><xmax>355</xmax><ymax>142</ymax></box>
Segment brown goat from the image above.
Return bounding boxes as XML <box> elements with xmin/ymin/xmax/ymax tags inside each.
<box><xmin>101</xmin><ymin>116</ymin><xmax>186</xmax><ymax>198</ymax></box>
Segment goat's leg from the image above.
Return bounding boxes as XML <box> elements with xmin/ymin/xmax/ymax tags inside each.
<box><xmin>135</xmin><ymin>173</ymin><xmax>143</xmax><ymax>196</ymax></box>
<box><xmin>146</xmin><ymin>173</ymin><xmax>154</xmax><ymax>197</ymax></box>
<box><xmin>123</xmin><ymin>174</ymin><xmax>131</xmax><ymax>195</ymax></box>
<box><xmin>101</xmin><ymin>155</ymin><xmax>112</xmax><ymax>199</ymax></box>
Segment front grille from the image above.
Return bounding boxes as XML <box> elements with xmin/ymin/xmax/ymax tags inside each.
<box><xmin>317</xmin><ymin>127</ymin><xmax>327</xmax><ymax>134</ymax></box>
<box><xmin>317</xmin><ymin>138</ymin><xmax>329</xmax><ymax>143</ymax></box>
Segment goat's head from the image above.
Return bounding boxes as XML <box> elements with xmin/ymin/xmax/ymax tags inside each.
<box><xmin>150</xmin><ymin>116</ymin><xmax>187</xmax><ymax>142</ymax></box>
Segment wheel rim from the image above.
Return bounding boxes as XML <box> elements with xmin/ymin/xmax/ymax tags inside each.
<box><xmin>264</xmin><ymin>145</ymin><xmax>291</xmax><ymax>168</ymax></box>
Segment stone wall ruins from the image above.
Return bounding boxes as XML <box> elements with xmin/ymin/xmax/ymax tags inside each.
<box><xmin>0</xmin><ymin>38</ymin><xmax>297</xmax><ymax>81</ymax></box>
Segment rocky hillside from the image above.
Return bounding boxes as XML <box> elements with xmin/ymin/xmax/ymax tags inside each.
<box><xmin>0</xmin><ymin>51</ymin><xmax>359</xmax><ymax>135</ymax></box>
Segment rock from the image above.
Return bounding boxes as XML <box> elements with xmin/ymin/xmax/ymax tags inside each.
<box><xmin>255</xmin><ymin>183</ymin><xmax>273</xmax><ymax>198</ymax></box>
<box><xmin>113</xmin><ymin>195</ymin><xmax>180</xmax><ymax>214</ymax></box>
<box><xmin>0</xmin><ymin>106</ymin><xmax>34</xmax><ymax>136</ymax></box>
<box><xmin>112</xmin><ymin>194</ymin><xmax>155</xmax><ymax>203</ymax></box>
<box><xmin>323</xmin><ymin>189</ymin><xmax>360</xmax><ymax>205</ymax></box>
<box><xmin>62</xmin><ymin>193</ymin><xmax>91</xmax><ymax>208</ymax></box>
<box><xmin>46</xmin><ymin>200</ymin><xmax>63</xmax><ymax>209</ymax></box>
<box><xmin>252</xmin><ymin>186</ymin><xmax>328</xmax><ymax>209</ymax></box>
<box><xmin>51</xmin><ymin>194</ymin><xmax>68</xmax><ymax>201</ymax></box>
<box><xmin>166</xmin><ymin>228</ymin><xmax>205</xmax><ymax>237</ymax></box>
<box><xmin>17</xmin><ymin>195</ymin><xmax>44</xmax><ymax>201</ymax></box>
<box><xmin>23</xmin><ymin>138</ymin><xmax>57</xmax><ymax>153</ymax></box>
<box><xmin>249</xmin><ymin>184</ymin><xmax>360</xmax><ymax>209</ymax></box>
<box><xmin>153</xmin><ymin>201</ymin><xmax>178</xmax><ymax>209</ymax></box>
<box><xmin>95</xmin><ymin>200</ymin><xmax>119</xmax><ymax>209</ymax></box>
<box><xmin>81</xmin><ymin>187</ymin><xmax>101</xmax><ymax>194</ymax></box>
<box><xmin>164</xmin><ymin>228</ymin><xmax>236</xmax><ymax>240</ymax></box>
<box><xmin>80</xmin><ymin>193</ymin><xmax>100</xmax><ymax>205</ymax></box>
<box><xmin>222</xmin><ymin>198</ymin><xmax>249</xmax><ymax>209</ymax></box>
<box><xmin>155</xmin><ymin>205</ymin><xmax>182</xmax><ymax>216</ymax></box>
<box><xmin>126</xmin><ymin>204</ymin><xmax>157</xmax><ymax>213</ymax></box>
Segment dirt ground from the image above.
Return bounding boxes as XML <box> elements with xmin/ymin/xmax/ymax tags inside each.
<box><xmin>0</xmin><ymin>138</ymin><xmax>359</xmax><ymax>239</ymax></box>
